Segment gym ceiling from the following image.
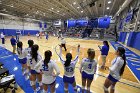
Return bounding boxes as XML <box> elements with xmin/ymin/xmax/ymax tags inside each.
<box><xmin>0</xmin><ymin>0</ymin><xmax>125</xmax><ymax>21</ymax></box>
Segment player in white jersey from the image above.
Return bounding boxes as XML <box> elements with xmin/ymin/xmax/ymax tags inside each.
<box><xmin>17</xmin><ymin>41</ymin><xmax>27</xmax><ymax>75</ymax></box>
<box><xmin>104</xmin><ymin>47</ymin><xmax>126</xmax><ymax>93</ymax></box>
<box><xmin>35</xmin><ymin>50</ymin><xmax>60</xmax><ymax>93</ymax></box>
<box><xmin>36</xmin><ymin>33</ymin><xmax>40</xmax><ymax>39</ymax></box>
<box><xmin>1</xmin><ymin>32</ymin><xmax>5</xmax><ymax>45</ymax></box>
<box><xmin>58</xmin><ymin>44</ymin><xmax>80</xmax><ymax>93</ymax></box>
<box><xmin>24</xmin><ymin>40</ymin><xmax>34</xmax><ymax>78</ymax></box>
<box><xmin>29</xmin><ymin>44</ymin><xmax>42</xmax><ymax>93</ymax></box>
<box><xmin>80</xmin><ymin>48</ymin><xmax>97</xmax><ymax>93</ymax></box>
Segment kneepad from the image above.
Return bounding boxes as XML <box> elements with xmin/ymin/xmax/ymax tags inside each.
<box><xmin>74</xmin><ymin>86</ymin><xmax>77</xmax><ymax>90</ymax></box>
<box><xmin>30</xmin><ymin>81</ymin><xmax>36</xmax><ymax>86</ymax></box>
<box><xmin>38</xmin><ymin>82</ymin><xmax>42</xmax><ymax>86</ymax></box>
<box><xmin>87</xmin><ymin>87</ymin><xmax>90</xmax><ymax>91</ymax></box>
<box><xmin>25</xmin><ymin>69</ymin><xmax>29</xmax><ymax>74</ymax></box>
<box><xmin>82</xmin><ymin>86</ymin><xmax>85</xmax><ymax>90</ymax></box>
<box><xmin>43</xmin><ymin>90</ymin><xmax>47</xmax><ymax>93</ymax></box>
<box><xmin>64</xmin><ymin>88</ymin><xmax>68</xmax><ymax>91</ymax></box>
<box><xmin>103</xmin><ymin>86</ymin><xmax>108</xmax><ymax>92</ymax></box>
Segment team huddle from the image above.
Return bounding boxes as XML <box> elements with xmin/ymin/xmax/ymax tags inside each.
<box><xmin>15</xmin><ymin>38</ymin><xmax>126</xmax><ymax>93</ymax></box>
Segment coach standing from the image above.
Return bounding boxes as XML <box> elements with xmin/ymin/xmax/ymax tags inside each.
<box><xmin>10</xmin><ymin>36</ymin><xmax>16</xmax><ymax>54</ymax></box>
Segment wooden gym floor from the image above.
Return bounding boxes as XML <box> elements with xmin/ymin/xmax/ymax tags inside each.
<box><xmin>1</xmin><ymin>36</ymin><xmax>140</xmax><ymax>93</ymax></box>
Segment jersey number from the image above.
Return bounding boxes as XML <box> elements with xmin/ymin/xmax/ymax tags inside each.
<box><xmin>66</xmin><ymin>67</ymin><xmax>73</xmax><ymax>72</ymax></box>
<box><xmin>30</xmin><ymin>59</ymin><xmax>32</xmax><ymax>64</ymax></box>
<box><xmin>88</xmin><ymin>64</ymin><xmax>92</xmax><ymax>69</ymax></box>
<box><xmin>42</xmin><ymin>65</ymin><xmax>49</xmax><ymax>71</ymax></box>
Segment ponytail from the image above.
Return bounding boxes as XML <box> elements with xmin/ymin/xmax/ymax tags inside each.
<box><xmin>120</xmin><ymin>54</ymin><xmax>126</xmax><ymax>76</ymax></box>
<box><xmin>44</xmin><ymin>50</ymin><xmax>52</xmax><ymax>67</ymax></box>
<box><xmin>117</xmin><ymin>47</ymin><xmax>126</xmax><ymax>76</ymax></box>
<box><xmin>28</xmin><ymin>40</ymin><xmax>34</xmax><ymax>47</ymax></box>
<box><xmin>17</xmin><ymin>41</ymin><xmax>23</xmax><ymax>55</ymax></box>
<box><xmin>31</xmin><ymin>44</ymin><xmax>39</xmax><ymax>62</ymax></box>
<box><xmin>64</xmin><ymin>53</ymin><xmax>72</xmax><ymax>67</ymax></box>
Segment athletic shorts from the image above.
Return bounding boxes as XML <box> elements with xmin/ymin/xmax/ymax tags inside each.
<box><xmin>46</xmin><ymin>36</ymin><xmax>48</xmax><ymax>39</ymax></box>
<box><xmin>30</xmin><ymin>70</ymin><xmax>40</xmax><ymax>74</ymax></box>
<box><xmin>2</xmin><ymin>38</ymin><xmax>5</xmax><ymax>44</ymax></box>
<box><xmin>82</xmin><ymin>71</ymin><xmax>94</xmax><ymax>80</ymax></box>
<box><xmin>63</xmin><ymin>75</ymin><xmax>75</xmax><ymax>84</ymax></box>
<box><xmin>43</xmin><ymin>80</ymin><xmax>56</xmax><ymax>85</ymax></box>
<box><xmin>108</xmin><ymin>74</ymin><xmax>118</xmax><ymax>82</ymax></box>
<box><xmin>19</xmin><ymin>58</ymin><xmax>27</xmax><ymax>64</ymax></box>
<box><xmin>62</xmin><ymin>44</ymin><xmax>66</xmax><ymax>46</ymax></box>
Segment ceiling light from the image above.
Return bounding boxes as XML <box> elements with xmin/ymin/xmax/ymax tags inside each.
<box><xmin>108</xmin><ymin>1</ymin><xmax>111</xmax><ymax>4</ymax></box>
<box><xmin>51</xmin><ymin>8</ymin><xmax>54</xmax><ymax>10</ymax></box>
<box><xmin>11</xmin><ymin>5</ymin><xmax>14</xmax><ymax>7</ymax></box>
<box><xmin>81</xmin><ymin>10</ymin><xmax>83</xmax><ymax>13</ymax></box>
<box><xmin>3</xmin><ymin>9</ymin><xmax>6</xmax><ymax>11</ymax></box>
<box><xmin>83</xmin><ymin>0</ymin><xmax>86</xmax><ymax>2</ymax></box>
<box><xmin>44</xmin><ymin>13</ymin><xmax>45</xmax><ymax>16</ymax></box>
<box><xmin>73</xmin><ymin>2</ymin><xmax>76</xmax><ymax>5</ymax></box>
<box><xmin>36</xmin><ymin>11</ymin><xmax>39</xmax><ymax>14</ymax></box>
<box><xmin>107</xmin><ymin>7</ymin><xmax>110</xmax><ymax>10</ymax></box>
<box><xmin>77</xmin><ymin>7</ymin><xmax>80</xmax><ymax>9</ymax></box>
<box><xmin>57</xmin><ymin>11</ymin><xmax>59</xmax><ymax>12</ymax></box>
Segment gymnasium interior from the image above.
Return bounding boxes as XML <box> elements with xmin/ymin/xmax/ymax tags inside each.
<box><xmin>0</xmin><ymin>0</ymin><xmax>140</xmax><ymax>93</ymax></box>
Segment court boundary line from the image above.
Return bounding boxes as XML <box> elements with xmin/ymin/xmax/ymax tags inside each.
<box><xmin>2</xmin><ymin>36</ymin><xmax>139</xmax><ymax>91</ymax></box>
<box><xmin>54</xmin><ymin>44</ymin><xmax>140</xmax><ymax>89</ymax></box>
<box><xmin>55</xmin><ymin>43</ymin><xmax>140</xmax><ymax>86</ymax></box>
<box><xmin>0</xmin><ymin>54</ymin><xmax>13</xmax><ymax>59</ymax></box>
<box><xmin>75</xmin><ymin>66</ymin><xmax>140</xmax><ymax>85</ymax></box>
<box><xmin>95</xmin><ymin>72</ymin><xmax>140</xmax><ymax>89</ymax></box>
<box><xmin>119</xmin><ymin>43</ymin><xmax>140</xmax><ymax>83</ymax></box>
<box><xmin>110</xmin><ymin>41</ymin><xmax>140</xmax><ymax>83</ymax></box>
<box><xmin>126</xmin><ymin>65</ymin><xmax>140</xmax><ymax>83</ymax></box>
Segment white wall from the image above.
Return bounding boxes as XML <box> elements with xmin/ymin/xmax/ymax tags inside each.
<box><xmin>0</xmin><ymin>19</ymin><xmax>40</xmax><ymax>30</ymax></box>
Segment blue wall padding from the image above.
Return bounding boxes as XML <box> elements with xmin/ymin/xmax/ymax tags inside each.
<box><xmin>98</xmin><ymin>17</ymin><xmax>111</xmax><ymax>28</ymax></box>
<box><xmin>23</xmin><ymin>30</ymin><xmax>39</xmax><ymax>35</ymax></box>
<box><xmin>121</xmin><ymin>32</ymin><xmax>127</xmax><ymax>43</ymax></box>
<box><xmin>119</xmin><ymin>32</ymin><xmax>123</xmax><ymax>42</ymax></box>
<box><xmin>67</xmin><ymin>20</ymin><xmax>76</xmax><ymax>28</ymax></box>
<box><xmin>127</xmin><ymin>32</ymin><xmax>136</xmax><ymax>47</ymax></box>
<box><xmin>0</xmin><ymin>29</ymin><xmax>39</xmax><ymax>36</ymax></box>
<box><xmin>119</xmin><ymin>32</ymin><xmax>127</xmax><ymax>43</ymax></box>
<box><xmin>116</xmin><ymin>32</ymin><xmax>140</xmax><ymax>50</ymax></box>
<box><xmin>76</xmin><ymin>20</ymin><xmax>88</xmax><ymax>27</ymax></box>
<box><xmin>132</xmin><ymin>32</ymin><xmax>140</xmax><ymax>50</ymax></box>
